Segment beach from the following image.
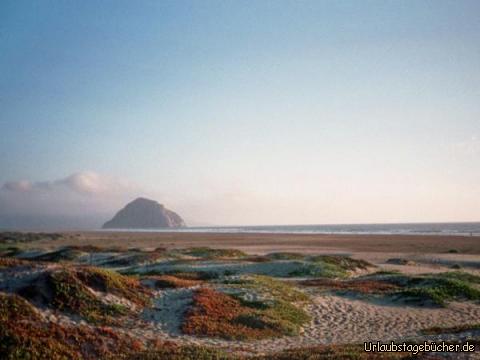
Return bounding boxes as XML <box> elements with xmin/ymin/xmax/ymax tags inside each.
<box><xmin>2</xmin><ymin>231</ymin><xmax>480</xmax><ymax>358</ymax></box>
<box><xmin>27</xmin><ymin>231</ymin><xmax>480</xmax><ymax>254</ymax></box>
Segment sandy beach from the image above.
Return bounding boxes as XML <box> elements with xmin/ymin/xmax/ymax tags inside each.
<box><xmin>27</xmin><ymin>231</ymin><xmax>480</xmax><ymax>254</ymax></box>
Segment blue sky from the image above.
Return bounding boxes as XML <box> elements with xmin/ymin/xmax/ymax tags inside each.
<box><xmin>1</xmin><ymin>0</ymin><xmax>479</xmax><ymax>226</ymax></box>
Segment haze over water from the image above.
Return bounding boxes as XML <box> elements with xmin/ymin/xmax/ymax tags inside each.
<box><xmin>105</xmin><ymin>222</ymin><xmax>480</xmax><ymax>237</ymax></box>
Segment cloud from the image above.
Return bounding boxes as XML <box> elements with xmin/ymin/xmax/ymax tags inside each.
<box><xmin>0</xmin><ymin>171</ymin><xmax>147</xmax><ymax>230</ymax></box>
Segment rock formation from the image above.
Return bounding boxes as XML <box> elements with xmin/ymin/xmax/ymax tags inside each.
<box><xmin>102</xmin><ymin>198</ymin><xmax>186</xmax><ymax>229</ymax></box>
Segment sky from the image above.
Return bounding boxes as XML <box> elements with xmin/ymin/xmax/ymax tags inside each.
<box><xmin>1</xmin><ymin>0</ymin><xmax>479</xmax><ymax>228</ymax></box>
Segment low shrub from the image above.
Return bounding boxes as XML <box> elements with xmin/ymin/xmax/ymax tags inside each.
<box><xmin>47</xmin><ymin>270</ymin><xmax>130</xmax><ymax>324</ymax></box>
<box><xmin>150</xmin><ymin>275</ymin><xmax>202</xmax><ymax>289</ymax></box>
<box><xmin>298</xmin><ymin>278</ymin><xmax>400</xmax><ymax>294</ymax></box>
<box><xmin>380</xmin><ymin>272</ymin><xmax>480</xmax><ymax>307</ymax></box>
<box><xmin>124</xmin><ymin>344</ymin><xmax>230</xmax><ymax>360</ymax></box>
<box><xmin>182</xmin><ymin>288</ymin><xmax>309</xmax><ymax>340</ymax></box>
<box><xmin>288</xmin><ymin>256</ymin><xmax>374</xmax><ymax>278</ymax></box>
<box><xmin>0</xmin><ymin>292</ymin><xmax>144</xmax><ymax>359</ymax></box>
<box><xmin>176</xmin><ymin>247</ymin><xmax>247</xmax><ymax>259</ymax></box>
<box><xmin>225</xmin><ymin>275</ymin><xmax>310</xmax><ymax>303</ymax></box>
<box><xmin>0</xmin><ymin>257</ymin><xmax>33</xmax><ymax>268</ymax></box>
<box><xmin>76</xmin><ymin>266</ymin><xmax>152</xmax><ymax>306</ymax></box>
<box><xmin>266</xmin><ymin>252</ymin><xmax>305</xmax><ymax>260</ymax></box>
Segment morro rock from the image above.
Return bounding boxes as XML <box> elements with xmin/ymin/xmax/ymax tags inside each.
<box><xmin>102</xmin><ymin>198</ymin><xmax>186</xmax><ymax>229</ymax></box>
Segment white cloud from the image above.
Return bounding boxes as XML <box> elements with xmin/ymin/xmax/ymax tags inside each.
<box><xmin>0</xmin><ymin>171</ymin><xmax>148</xmax><ymax>229</ymax></box>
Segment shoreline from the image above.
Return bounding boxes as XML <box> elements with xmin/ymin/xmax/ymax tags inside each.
<box><xmin>21</xmin><ymin>231</ymin><xmax>480</xmax><ymax>255</ymax></box>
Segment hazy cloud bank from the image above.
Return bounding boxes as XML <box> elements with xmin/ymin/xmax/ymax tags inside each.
<box><xmin>0</xmin><ymin>172</ymin><xmax>146</xmax><ymax>230</ymax></box>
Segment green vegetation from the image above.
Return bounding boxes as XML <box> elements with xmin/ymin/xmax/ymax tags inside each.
<box><xmin>266</xmin><ymin>252</ymin><xmax>305</xmax><ymax>260</ymax></box>
<box><xmin>298</xmin><ymin>278</ymin><xmax>400</xmax><ymax>294</ymax></box>
<box><xmin>176</xmin><ymin>247</ymin><xmax>247</xmax><ymax>259</ymax></box>
<box><xmin>287</xmin><ymin>262</ymin><xmax>339</xmax><ymax>278</ymax></box>
<box><xmin>0</xmin><ymin>292</ymin><xmax>41</xmax><ymax>322</ymax></box>
<box><xmin>370</xmin><ymin>270</ymin><xmax>401</xmax><ymax>276</ymax></box>
<box><xmin>297</xmin><ymin>270</ymin><xmax>480</xmax><ymax>307</ymax></box>
<box><xmin>47</xmin><ymin>270</ymin><xmax>129</xmax><ymax>324</ymax></box>
<box><xmin>121</xmin><ymin>343</ymin><xmax>418</xmax><ymax>359</ymax></box>
<box><xmin>149</xmin><ymin>274</ymin><xmax>203</xmax><ymax>288</ymax></box>
<box><xmin>129</xmin><ymin>268</ymin><xmax>220</xmax><ymax>280</ymax></box>
<box><xmin>31</xmin><ymin>247</ymin><xmax>86</xmax><ymax>262</ymax></box>
<box><xmin>0</xmin><ymin>245</ymin><xmax>22</xmax><ymax>257</ymax></box>
<box><xmin>182</xmin><ymin>288</ymin><xmax>310</xmax><ymax>340</ymax></box>
<box><xmin>100</xmin><ymin>249</ymin><xmax>167</xmax><ymax>267</ymax></box>
<box><xmin>369</xmin><ymin>271</ymin><xmax>480</xmax><ymax>307</ymax></box>
<box><xmin>398</xmin><ymin>279</ymin><xmax>480</xmax><ymax>307</ymax></box>
<box><xmin>224</xmin><ymin>275</ymin><xmax>310</xmax><ymax>302</ymax></box>
<box><xmin>76</xmin><ymin>266</ymin><xmax>152</xmax><ymax>306</ymax></box>
<box><xmin>0</xmin><ymin>292</ymin><xmax>145</xmax><ymax>359</ymax></box>
<box><xmin>436</xmin><ymin>271</ymin><xmax>480</xmax><ymax>284</ymax></box>
<box><xmin>309</xmin><ymin>255</ymin><xmax>372</xmax><ymax>271</ymax></box>
<box><xmin>182</xmin><ymin>275</ymin><xmax>310</xmax><ymax>340</ymax></box>
<box><xmin>0</xmin><ymin>232</ymin><xmax>65</xmax><ymax>244</ymax></box>
<box><xmin>14</xmin><ymin>266</ymin><xmax>153</xmax><ymax>324</ymax></box>
<box><xmin>0</xmin><ymin>257</ymin><xmax>32</xmax><ymax>268</ymax></box>
<box><xmin>288</xmin><ymin>256</ymin><xmax>373</xmax><ymax>278</ymax></box>
<box><xmin>124</xmin><ymin>345</ymin><xmax>230</xmax><ymax>360</ymax></box>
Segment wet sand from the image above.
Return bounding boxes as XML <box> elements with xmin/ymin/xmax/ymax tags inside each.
<box><xmin>28</xmin><ymin>231</ymin><xmax>480</xmax><ymax>255</ymax></box>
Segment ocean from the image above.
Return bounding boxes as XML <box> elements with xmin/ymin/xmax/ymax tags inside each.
<box><xmin>108</xmin><ymin>222</ymin><xmax>480</xmax><ymax>236</ymax></box>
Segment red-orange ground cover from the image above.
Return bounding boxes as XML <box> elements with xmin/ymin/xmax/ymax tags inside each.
<box><xmin>0</xmin><ymin>256</ymin><xmax>33</xmax><ymax>268</ymax></box>
<box><xmin>0</xmin><ymin>292</ymin><xmax>143</xmax><ymax>359</ymax></box>
<box><xmin>182</xmin><ymin>288</ymin><xmax>281</xmax><ymax>340</ymax></box>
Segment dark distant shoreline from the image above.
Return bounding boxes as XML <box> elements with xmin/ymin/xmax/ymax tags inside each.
<box><xmin>95</xmin><ymin>221</ymin><xmax>480</xmax><ymax>237</ymax></box>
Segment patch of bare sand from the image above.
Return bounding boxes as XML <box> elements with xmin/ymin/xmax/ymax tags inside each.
<box><xmin>303</xmin><ymin>295</ymin><xmax>480</xmax><ymax>343</ymax></box>
<box><xmin>141</xmin><ymin>288</ymin><xmax>195</xmax><ymax>336</ymax></box>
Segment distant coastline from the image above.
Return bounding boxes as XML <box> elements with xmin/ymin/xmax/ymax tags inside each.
<box><xmin>98</xmin><ymin>221</ymin><xmax>480</xmax><ymax>236</ymax></box>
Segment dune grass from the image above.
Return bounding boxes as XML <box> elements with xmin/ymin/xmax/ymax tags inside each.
<box><xmin>75</xmin><ymin>266</ymin><xmax>152</xmax><ymax>306</ymax></box>
<box><xmin>363</xmin><ymin>271</ymin><xmax>480</xmax><ymax>307</ymax></box>
<box><xmin>124</xmin><ymin>345</ymin><xmax>230</xmax><ymax>360</ymax></box>
<box><xmin>224</xmin><ymin>274</ymin><xmax>310</xmax><ymax>302</ymax></box>
<box><xmin>149</xmin><ymin>274</ymin><xmax>203</xmax><ymax>288</ymax></box>
<box><xmin>288</xmin><ymin>256</ymin><xmax>374</xmax><ymax>278</ymax></box>
<box><xmin>176</xmin><ymin>247</ymin><xmax>247</xmax><ymax>259</ymax></box>
<box><xmin>299</xmin><ymin>278</ymin><xmax>400</xmax><ymax>294</ymax></box>
<box><xmin>266</xmin><ymin>252</ymin><xmax>306</xmax><ymax>260</ymax></box>
<box><xmin>17</xmin><ymin>267</ymin><xmax>152</xmax><ymax>324</ymax></box>
<box><xmin>46</xmin><ymin>270</ymin><xmax>130</xmax><ymax>324</ymax></box>
<box><xmin>0</xmin><ymin>292</ymin><xmax>146</xmax><ymax>359</ymax></box>
<box><xmin>297</xmin><ymin>270</ymin><xmax>480</xmax><ymax>307</ymax></box>
<box><xmin>0</xmin><ymin>256</ymin><xmax>33</xmax><ymax>268</ymax></box>
<box><xmin>30</xmin><ymin>247</ymin><xmax>87</xmax><ymax>262</ymax></box>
